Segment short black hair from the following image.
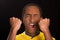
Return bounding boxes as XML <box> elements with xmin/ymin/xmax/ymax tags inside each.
<box><xmin>21</xmin><ymin>3</ymin><xmax>42</xmax><ymax>20</ymax></box>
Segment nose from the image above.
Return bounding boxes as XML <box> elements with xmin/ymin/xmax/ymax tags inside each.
<box><xmin>30</xmin><ymin>16</ymin><xmax>34</xmax><ymax>23</ymax></box>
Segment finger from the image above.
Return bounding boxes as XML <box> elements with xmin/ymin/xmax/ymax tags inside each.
<box><xmin>47</xmin><ymin>18</ymin><xmax>50</xmax><ymax>22</ymax></box>
<box><xmin>10</xmin><ymin>17</ymin><xmax>15</xmax><ymax>21</ymax></box>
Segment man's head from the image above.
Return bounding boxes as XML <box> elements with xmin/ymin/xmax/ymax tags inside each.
<box><xmin>22</xmin><ymin>3</ymin><xmax>42</xmax><ymax>34</ymax></box>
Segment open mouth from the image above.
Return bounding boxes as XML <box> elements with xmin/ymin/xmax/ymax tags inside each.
<box><xmin>30</xmin><ymin>23</ymin><xmax>35</xmax><ymax>28</ymax></box>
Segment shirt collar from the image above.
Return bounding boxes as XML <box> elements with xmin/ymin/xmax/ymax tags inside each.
<box><xmin>23</xmin><ymin>31</ymin><xmax>40</xmax><ymax>39</ymax></box>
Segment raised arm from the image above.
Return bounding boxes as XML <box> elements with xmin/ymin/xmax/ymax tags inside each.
<box><xmin>39</xmin><ymin>18</ymin><xmax>52</xmax><ymax>40</ymax></box>
<box><xmin>7</xmin><ymin>17</ymin><xmax>22</xmax><ymax>40</ymax></box>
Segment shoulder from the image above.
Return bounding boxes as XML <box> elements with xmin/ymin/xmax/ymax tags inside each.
<box><xmin>16</xmin><ymin>32</ymin><xmax>25</xmax><ymax>40</ymax></box>
<box><xmin>39</xmin><ymin>32</ymin><xmax>56</xmax><ymax>40</ymax></box>
<box><xmin>38</xmin><ymin>32</ymin><xmax>45</xmax><ymax>40</ymax></box>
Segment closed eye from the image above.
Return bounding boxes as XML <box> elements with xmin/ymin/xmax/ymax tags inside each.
<box><xmin>25</xmin><ymin>14</ymin><xmax>31</xmax><ymax>17</ymax></box>
<box><xmin>34</xmin><ymin>14</ymin><xmax>39</xmax><ymax>16</ymax></box>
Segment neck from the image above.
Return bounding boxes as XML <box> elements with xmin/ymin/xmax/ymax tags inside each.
<box><xmin>25</xmin><ymin>30</ymin><xmax>40</xmax><ymax>38</ymax></box>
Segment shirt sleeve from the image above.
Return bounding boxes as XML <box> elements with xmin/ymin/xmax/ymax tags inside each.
<box><xmin>39</xmin><ymin>32</ymin><xmax>56</xmax><ymax>40</ymax></box>
<box><xmin>15</xmin><ymin>34</ymin><xmax>22</xmax><ymax>40</ymax></box>
<box><xmin>52</xmin><ymin>37</ymin><xmax>56</xmax><ymax>40</ymax></box>
<box><xmin>15</xmin><ymin>35</ymin><xmax>19</xmax><ymax>40</ymax></box>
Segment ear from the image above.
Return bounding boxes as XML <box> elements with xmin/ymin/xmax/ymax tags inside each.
<box><xmin>22</xmin><ymin>16</ymin><xmax>25</xmax><ymax>24</ymax></box>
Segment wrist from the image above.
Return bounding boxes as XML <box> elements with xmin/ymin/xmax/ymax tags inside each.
<box><xmin>42</xmin><ymin>28</ymin><xmax>50</xmax><ymax>33</ymax></box>
<box><xmin>10</xmin><ymin>28</ymin><xmax>18</xmax><ymax>33</ymax></box>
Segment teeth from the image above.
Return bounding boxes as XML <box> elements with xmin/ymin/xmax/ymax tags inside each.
<box><xmin>30</xmin><ymin>24</ymin><xmax>34</xmax><ymax>26</ymax></box>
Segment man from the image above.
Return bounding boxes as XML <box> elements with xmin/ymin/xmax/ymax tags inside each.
<box><xmin>7</xmin><ymin>3</ymin><xmax>56</xmax><ymax>40</ymax></box>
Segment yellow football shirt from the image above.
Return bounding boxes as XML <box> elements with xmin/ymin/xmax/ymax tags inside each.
<box><xmin>16</xmin><ymin>32</ymin><xmax>56</xmax><ymax>40</ymax></box>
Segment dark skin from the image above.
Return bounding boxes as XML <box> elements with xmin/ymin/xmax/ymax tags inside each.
<box><xmin>23</xmin><ymin>6</ymin><xmax>41</xmax><ymax>37</ymax></box>
<box><xmin>7</xmin><ymin>5</ymin><xmax>52</xmax><ymax>40</ymax></box>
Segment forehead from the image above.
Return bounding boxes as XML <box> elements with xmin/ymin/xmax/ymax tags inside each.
<box><xmin>25</xmin><ymin>6</ymin><xmax>40</xmax><ymax>14</ymax></box>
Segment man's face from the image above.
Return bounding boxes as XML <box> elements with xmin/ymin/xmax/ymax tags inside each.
<box><xmin>23</xmin><ymin>6</ymin><xmax>41</xmax><ymax>34</ymax></box>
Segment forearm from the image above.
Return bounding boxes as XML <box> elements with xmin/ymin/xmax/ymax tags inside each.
<box><xmin>7</xmin><ymin>28</ymin><xmax>17</xmax><ymax>40</ymax></box>
<box><xmin>43</xmin><ymin>29</ymin><xmax>52</xmax><ymax>40</ymax></box>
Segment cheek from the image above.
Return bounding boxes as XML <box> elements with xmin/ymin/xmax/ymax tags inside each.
<box><xmin>25</xmin><ymin>17</ymin><xmax>30</xmax><ymax>23</ymax></box>
<box><xmin>34</xmin><ymin>17</ymin><xmax>40</xmax><ymax>22</ymax></box>
<box><xmin>23</xmin><ymin>17</ymin><xmax>30</xmax><ymax>26</ymax></box>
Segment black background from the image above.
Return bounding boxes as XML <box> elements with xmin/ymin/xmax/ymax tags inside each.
<box><xmin>0</xmin><ymin>0</ymin><xmax>59</xmax><ymax>40</ymax></box>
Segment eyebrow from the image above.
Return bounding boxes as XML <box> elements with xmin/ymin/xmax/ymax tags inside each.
<box><xmin>25</xmin><ymin>13</ymin><xmax>39</xmax><ymax>15</ymax></box>
<box><xmin>24</xmin><ymin>14</ymin><xmax>40</xmax><ymax>16</ymax></box>
<box><xmin>25</xmin><ymin>14</ymin><xmax>31</xmax><ymax>15</ymax></box>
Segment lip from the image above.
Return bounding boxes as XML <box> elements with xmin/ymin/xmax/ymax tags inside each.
<box><xmin>29</xmin><ymin>23</ymin><xmax>35</xmax><ymax>28</ymax></box>
<box><xmin>30</xmin><ymin>23</ymin><xmax>34</xmax><ymax>26</ymax></box>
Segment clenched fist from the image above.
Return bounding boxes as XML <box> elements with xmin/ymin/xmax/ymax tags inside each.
<box><xmin>10</xmin><ymin>17</ymin><xmax>22</xmax><ymax>31</ymax></box>
<box><xmin>39</xmin><ymin>18</ymin><xmax>50</xmax><ymax>32</ymax></box>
